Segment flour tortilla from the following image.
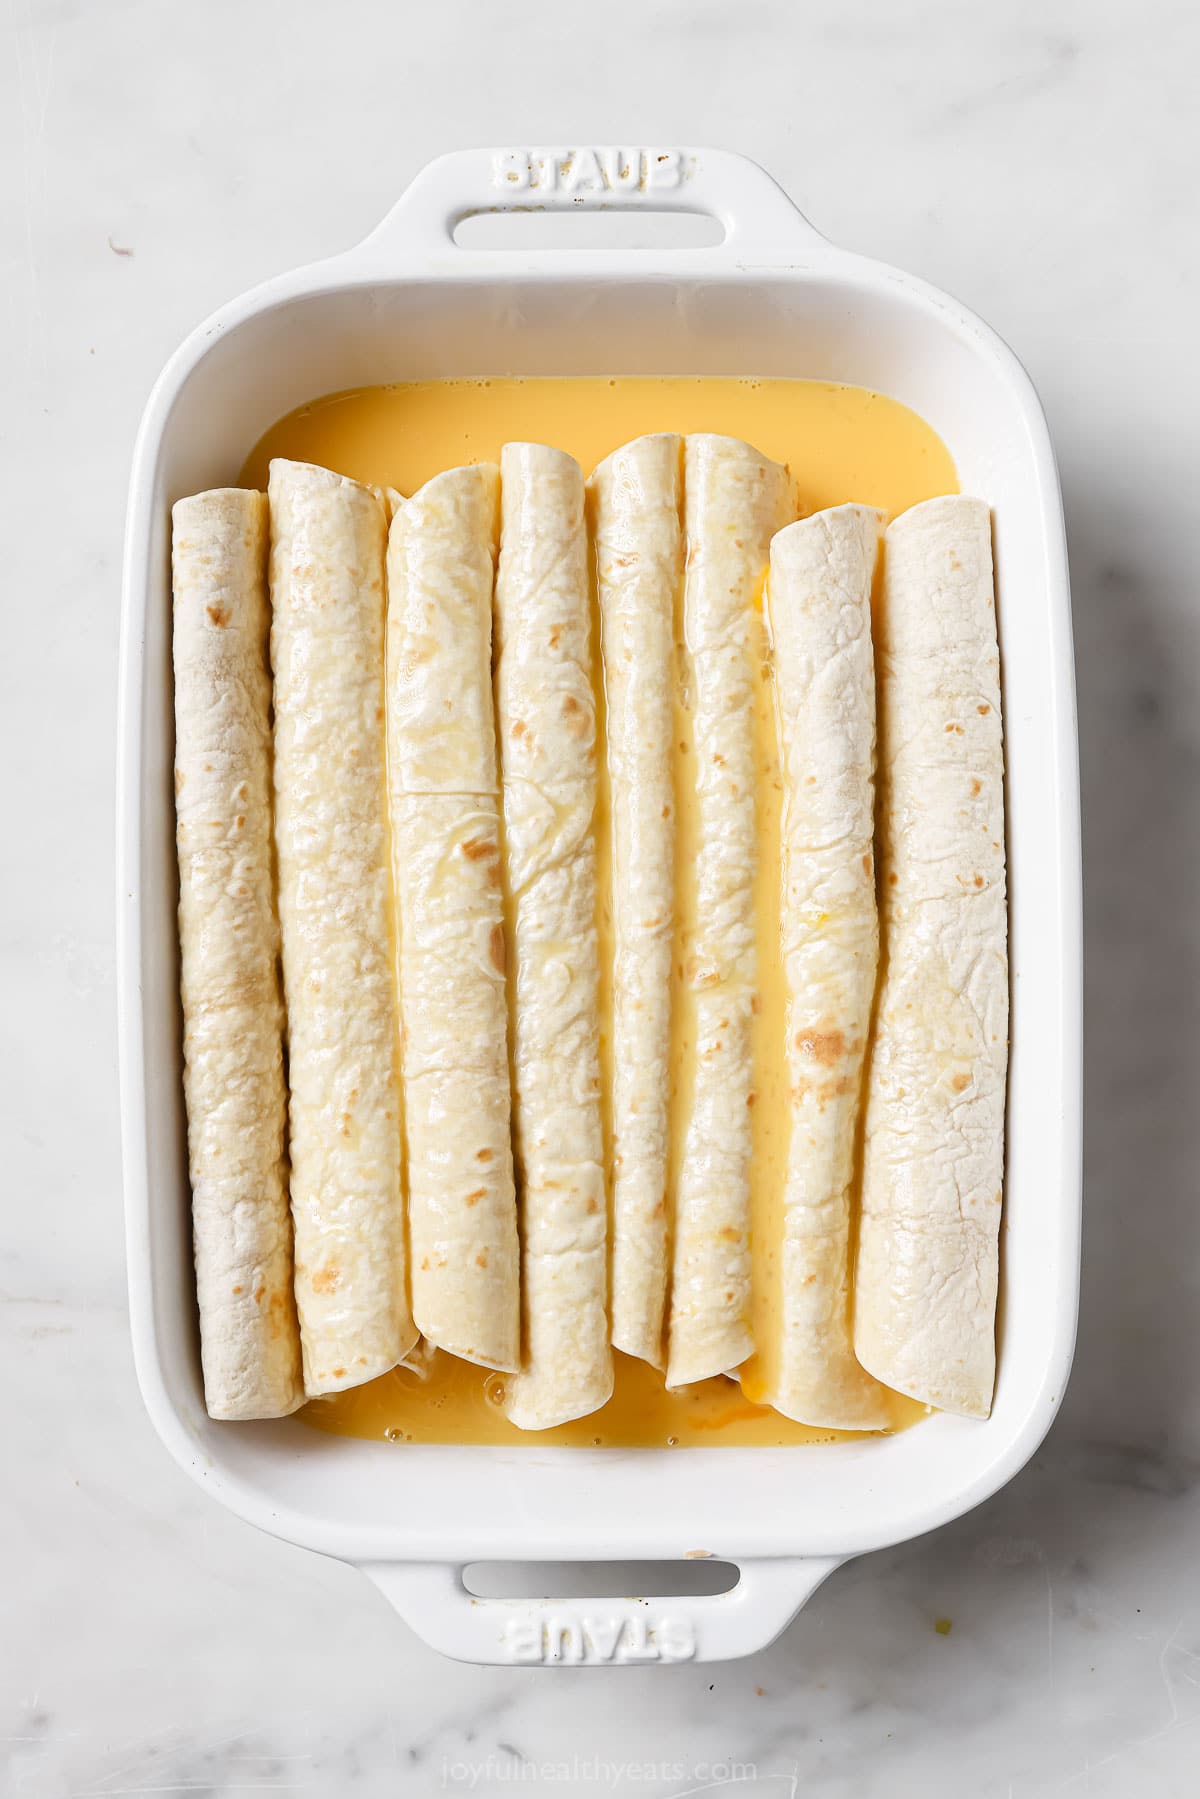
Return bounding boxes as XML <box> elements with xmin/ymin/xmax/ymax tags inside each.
<box><xmin>269</xmin><ymin>459</ymin><xmax>415</xmax><ymax>1395</ymax></box>
<box><xmin>172</xmin><ymin>489</ymin><xmax>303</xmax><ymax>1420</ymax></box>
<box><xmin>386</xmin><ymin>467</ymin><xmax>519</xmax><ymax>1371</ymax></box>
<box><xmin>854</xmin><ymin>495</ymin><xmax>1007</xmax><ymax>1419</ymax></box>
<box><xmin>387</xmin><ymin>466</ymin><xmax>501</xmax><ymax>796</ymax></box>
<box><xmin>665</xmin><ymin>436</ymin><xmax>793</xmax><ymax>1387</ymax></box>
<box><xmin>495</xmin><ymin>443</ymin><xmax>612</xmax><ymax>1429</ymax></box>
<box><xmin>589</xmin><ymin>434</ymin><xmax>682</xmax><ymax>1367</ymax></box>
<box><xmin>764</xmin><ymin>506</ymin><xmax>891</xmax><ymax>1429</ymax></box>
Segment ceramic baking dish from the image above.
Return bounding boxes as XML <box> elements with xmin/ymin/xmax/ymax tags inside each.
<box><xmin>119</xmin><ymin>147</ymin><xmax>1081</xmax><ymax>1665</ymax></box>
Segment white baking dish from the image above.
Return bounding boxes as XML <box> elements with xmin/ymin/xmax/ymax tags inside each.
<box><xmin>119</xmin><ymin>147</ymin><xmax>1081</xmax><ymax>1665</ymax></box>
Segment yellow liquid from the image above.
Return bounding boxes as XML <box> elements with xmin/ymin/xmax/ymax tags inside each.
<box><xmin>244</xmin><ymin>378</ymin><xmax>956</xmax><ymax>1449</ymax></box>
<box><xmin>740</xmin><ymin>585</ymin><xmax>790</xmax><ymax>1408</ymax></box>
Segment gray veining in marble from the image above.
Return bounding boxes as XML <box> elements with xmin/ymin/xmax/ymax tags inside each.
<box><xmin>2</xmin><ymin>0</ymin><xmax>1198</xmax><ymax>1792</ymax></box>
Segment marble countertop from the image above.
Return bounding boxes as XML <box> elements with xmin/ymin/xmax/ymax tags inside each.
<box><xmin>3</xmin><ymin>0</ymin><xmax>1197</xmax><ymax>1792</ymax></box>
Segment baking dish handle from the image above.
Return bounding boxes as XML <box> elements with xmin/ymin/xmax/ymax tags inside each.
<box><xmin>353</xmin><ymin>146</ymin><xmax>826</xmax><ymax>264</ymax></box>
<box><xmin>360</xmin><ymin>1556</ymin><xmax>843</xmax><ymax>1664</ymax></box>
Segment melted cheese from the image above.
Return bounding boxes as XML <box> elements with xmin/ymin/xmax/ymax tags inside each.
<box><xmin>741</xmin><ymin>590</ymin><xmax>789</xmax><ymax>1406</ymax></box>
<box><xmin>244</xmin><ymin>377</ymin><xmax>955</xmax><ymax>1447</ymax></box>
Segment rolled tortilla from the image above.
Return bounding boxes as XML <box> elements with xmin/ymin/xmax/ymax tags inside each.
<box><xmin>855</xmin><ymin>496</ymin><xmax>1007</xmax><ymax>1419</ymax></box>
<box><xmin>268</xmin><ymin>459</ymin><xmax>416</xmax><ymax>1394</ymax></box>
<box><xmin>172</xmin><ymin>490</ymin><xmax>303</xmax><ymax>1420</ymax></box>
<box><xmin>589</xmin><ymin>435</ymin><xmax>682</xmax><ymax>1367</ymax></box>
<box><xmin>386</xmin><ymin>465</ymin><xmax>519</xmax><ymax>1372</ymax></box>
<box><xmin>495</xmin><ymin>443</ymin><xmax>612</xmax><ymax>1429</ymax></box>
<box><xmin>666</xmin><ymin>436</ymin><xmax>793</xmax><ymax>1387</ymax></box>
<box><xmin>760</xmin><ymin>507</ymin><xmax>891</xmax><ymax>1429</ymax></box>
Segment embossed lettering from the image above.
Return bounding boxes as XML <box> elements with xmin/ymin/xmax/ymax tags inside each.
<box><xmin>647</xmin><ymin>147</ymin><xmax>684</xmax><ymax>190</ymax></box>
<box><xmin>502</xmin><ymin>1607</ymin><xmax>700</xmax><ymax>1663</ymax></box>
<box><xmin>656</xmin><ymin>1615</ymin><xmax>698</xmax><ymax>1662</ymax></box>
<box><xmin>562</xmin><ymin>147</ymin><xmax>605</xmax><ymax>193</ymax></box>
<box><xmin>502</xmin><ymin>1617</ymin><xmax>543</xmax><ymax>1663</ymax></box>
<box><xmin>490</xmin><ymin>147</ymin><xmax>688</xmax><ymax>197</ymax></box>
<box><xmin>545</xmin><ymin>1615</ymin><xmax>585</xmax><ymax>1662</ymax></box>
<box><xmin>601</xmin><ymin>147</ymin><xmax>643</xmax><ymax>190</ymax></box>
<box><xmin>491</xmin><ymin>150</ymin><xmax>532</xmax><ymax>190</ymax></box>
<box><xmin>616</xmin><ymin>1616</ymin><xmax>659</xmax><ymax>1663</ymax></box>
<box><xmin>583</xmin><ymin>1615</ymin><xmax>623</xmax><ymax>1660</ymax></box>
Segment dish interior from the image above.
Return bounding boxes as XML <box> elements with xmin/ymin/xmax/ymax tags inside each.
<box><xmin>243</xmin><ymin>375</ymin><xmax>953</xmax><ymax>1448</ymax></box>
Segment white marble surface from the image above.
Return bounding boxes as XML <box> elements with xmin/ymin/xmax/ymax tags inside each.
<box><xmin>3</xmin><ymin>0</ymin><xmax>1198</xmax><ymax>1791</ymax></box>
